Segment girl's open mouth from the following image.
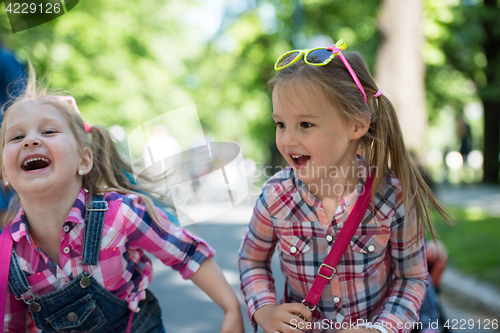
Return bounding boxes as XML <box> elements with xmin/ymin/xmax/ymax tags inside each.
<box><xmin>21</xmin><ymin>157</ymin><xmax>51</xmax><ymax>172</ymax></box>
<box><xmin>290</xmin><ymin>154</ymin><xmax>310</xmax><ymax>168</ymax></box>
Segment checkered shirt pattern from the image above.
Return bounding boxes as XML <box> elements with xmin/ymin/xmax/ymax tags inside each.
<box><xmin>239</xmin><ymin>166</ymin><xmax>428</xmax><ymax>333</ymax></box>
<box><xmin>4</xmin><ymin>189</ymin><xmax>214</xmax><ymax>332</ymax></box>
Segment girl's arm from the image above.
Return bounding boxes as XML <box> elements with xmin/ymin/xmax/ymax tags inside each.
<box><xmin>238</xmin><ymin>191</ymin><xmax>279</xmax><ymax>331</ymax></box>
<box><xmin>238</xmin><ymin>189</ymin><xmax>311</xmax><ymax>333</ymax></box>
<box><xmin>189</xmin><ymin>257</ymin><xmax>244</xmax><ymax>333</ymax></box>
<box><xmin>119</xmin><ymin>194</ymin><xmax>241</xmax><ymax>331</ymax></box>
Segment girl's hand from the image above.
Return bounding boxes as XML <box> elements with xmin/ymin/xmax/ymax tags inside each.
<box><xmin>220</xmin><ymin>308</ymin><xmax>244</xmax><ymax>333</ymax></box>
<box><xmin>254</xmin><ymin>303</ymin><xmax>312</xmax><ymax>333</ymax></box>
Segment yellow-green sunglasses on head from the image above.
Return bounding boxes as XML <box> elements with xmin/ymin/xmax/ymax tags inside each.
<box><xmin>274</xmin><ymin>39</ymin><xmax>368</xmax><ymax>102</ymax></box>
<box><xmin>274</xmin><ymin>39</ymin><xmax>347</xmax><ymax>70</ymax></box>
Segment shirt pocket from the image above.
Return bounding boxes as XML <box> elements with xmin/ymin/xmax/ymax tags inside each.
<box><xmin>278</xmin><ymin>235</ymin><xmax>312</xmax><ymax>256</ymax></box>
<box><xmin>274</xmin><ymin>218</ymin><xmax>319</xmax><ymax>256</ymax></box>
<box><xmin>27</xmin><ymin>272</ymin><xmax>57</xmax><ymax>296</ymax></box>
<box><xmin>98</xmin><ymin>244</ymin><xmax>128</xmax><ymax>271</ymax></box>
<box><xmin>349</xmin><ymin>218</ymin><xmax>391</xmax><ymax>255</ymax></box>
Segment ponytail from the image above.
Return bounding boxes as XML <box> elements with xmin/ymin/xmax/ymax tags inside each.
<box><xmin>368</xmin><ymin>95</ymin><xmax>451</xmax><ymax>248</ymax></box>
<box><xmin>85</xmin><ymin>125</ymin><xmax>178</xmax><ymax>229</ymax></box>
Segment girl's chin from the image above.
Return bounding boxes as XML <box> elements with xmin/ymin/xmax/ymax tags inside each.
<box><xmin>17</xmin><ymin>177</ymin><xmax>67</xmax><ymax>193</ymax></box>
<box><xmin>17</xmin><ymin>181</ymin><xmax>51</xmax><ymax>193</ymax></box>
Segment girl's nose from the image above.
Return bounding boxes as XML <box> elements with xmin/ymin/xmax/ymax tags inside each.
<box><xmin>23</xmin><ymin>137</ymin><xmax>41</xmax><ymax>148</ymax></box>
<box><xmin>282</xmin><ymin>130</ymin><xmax>298</xmax><ymax>147</ymax></box>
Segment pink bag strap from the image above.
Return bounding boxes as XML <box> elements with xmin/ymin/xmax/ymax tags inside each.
<box><xmin>302</xmin><ymin>174</ymin><xmax>374</xmax><ymax>309</ymax></box>
<box><xmin>0</xmin><ymin>224</ymin><xmax>14</xmax><ymax>331</ymax></box>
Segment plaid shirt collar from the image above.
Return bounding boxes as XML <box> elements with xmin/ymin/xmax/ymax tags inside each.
<box><xmin>9</xmin><ymin>188</ymin><xmax>88</xmax><ymax>243</ymax></box>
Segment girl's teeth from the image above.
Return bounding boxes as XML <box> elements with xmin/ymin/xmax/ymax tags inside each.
<box><xmin>23</xmin><ymin>157</ymin><xmax>49</xmax><ymax>167</ymax></box>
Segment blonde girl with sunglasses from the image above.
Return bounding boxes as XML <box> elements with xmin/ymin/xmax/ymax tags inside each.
<box><xmin>0</xmin><ymin>66</ymin><xmax>244</xmax><ymax>333</ymax></box>
<box><xmin>238</xmin><ymin>40</ymin><xmax>450</xmax><ymax>333</ymax></box>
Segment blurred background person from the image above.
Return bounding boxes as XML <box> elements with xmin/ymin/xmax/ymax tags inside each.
<box><xmin>457</xmin><ymin>113</ymin><xmax>472</xmax><ymax>164</ymax></box>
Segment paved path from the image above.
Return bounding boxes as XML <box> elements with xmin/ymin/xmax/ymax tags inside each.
<box><xmin>435</xmin><ymin>184</ymin><xmax>500</xmax><ymax>216</ymax></box>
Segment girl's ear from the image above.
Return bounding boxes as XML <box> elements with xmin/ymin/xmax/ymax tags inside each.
<box><xmin>78</xmin><ymin>147</ymin><xmax>93</xmax><ymax>175</ymax></box>
<box><xmin>350</xmin><ymin>116</ymin><xmax>371</xmax><ymax>140</ymax></box>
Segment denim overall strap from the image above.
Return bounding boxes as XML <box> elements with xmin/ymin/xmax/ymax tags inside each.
<box><xmin>81</xmin><ymin>194</ymin><xmax>108</xmax><ymax>266</ymax></box>
<box><xmin>2</xmin><ymin>224</ymin><xmax>31</xmax><ymax>298</ymax></box>
<box><xmin>8</xmin><ymin>249</ymin><xmax>31</xmax><ymax>297</ymax></box>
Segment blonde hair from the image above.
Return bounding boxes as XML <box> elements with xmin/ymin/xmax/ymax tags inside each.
<box><xmin>269</xmin><ymin>52</ymin><xmax>451</xmax><ymax>247</ymax></box>
<box><xmin>0</xmin><ymin>64</ymin><xmax>176</xmax><ymax>229</ymax></box>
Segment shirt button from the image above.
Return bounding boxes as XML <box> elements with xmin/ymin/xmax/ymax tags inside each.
<box><xmin>63</xmin><ymin>247</ymin><xmax>70</xmax><ymax>254</ymax></box>
<box><xmin>290</xmin><ymin>246</ymin><xmax>297</xmax><ymax>254</ymax></box>
<box><xmin>367</xmin><ymin>245</ymin><xmax>375</xmax><ymax>252</ymax></box>
<box><xmin>333</xmin><ymin>296</ymin><xmax>341</xmax><ymax>303</ymax></box>
<box><xmin>63</xmin><ymin>225</ymin><xmax>70</xmax><ymax>233</ymax></box>
<box><xmin>326</xmin><ymin>235</ymin><xmax>333</xmax><ymax>242</ymax></box>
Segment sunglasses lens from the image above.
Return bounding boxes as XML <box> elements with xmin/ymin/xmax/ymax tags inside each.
<box><xmin>276</xmin><ymin>51</ymin><xmax>301</xmax><ymax>68</ymax></box>
<box><xmin>306</xmin><ymin>49</ymin><xmax>332</xmax><ymax>64</ymax></box>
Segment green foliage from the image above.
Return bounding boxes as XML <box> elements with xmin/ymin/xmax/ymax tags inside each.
<box><xmin>188</xmin><ymin>0</ymin><xmax>494</xmax><ymax>165</ymax></box>
<box><xmin>432</xmin><ymin>207</ymin><xmax>500</xmax><ymax>287</ymax></box>
<box><xmin>423</xmin><ymin>0</ymin><xmax>485</xmax><ymax>122</ymax></box>
<box><xmin>1</xmin><ymin>0</ymin><xmax>201</xmax><ymax>133</ymax></box>
<box><xmin>1</xmin><ymin>0</ymin><xmax>496</xmax><ymax>168</ymax></box>
<box><xmin>424</xmin><ymin>0</ymin><xmax>500</xmax><ymax>120</ymax></box>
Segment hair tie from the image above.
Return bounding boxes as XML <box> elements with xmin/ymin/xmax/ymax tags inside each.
<box><xmin>60</xmin><ymin>96</ymin><xmax>90</xmax><ymax>133</ymax></box>
<box><xmin>374</xmin><ymin>89</ymin><xmax>383</xmax><ymax>98</ymax></box>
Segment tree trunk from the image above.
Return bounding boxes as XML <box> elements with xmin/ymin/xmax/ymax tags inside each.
<box><xmin>376</xmin><ymin>0</ymin><xmax>427</xmax><ymax>158</ymax></box>
<box><xmin>481</xmin><ymin>0</ymin><xmax>500</xmax><ymax>184</ymax></box>
<box><xmin>483</xmin><ymin>102</ymin><xmax>500</xmax><ymax>183</ymax></box>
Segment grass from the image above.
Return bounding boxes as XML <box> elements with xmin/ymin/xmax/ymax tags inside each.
<box><xmin>430</xmin><ymin>207</ymin><xmax>500</xmax><ymax>288</ymax></box>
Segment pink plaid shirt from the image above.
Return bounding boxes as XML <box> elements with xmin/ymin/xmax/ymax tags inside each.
<box><xmin>4</xmin><ymin>189</ymin><xmax>214</xmax><ymax>333</ymax></box>
<box><xmin>239</xmin><ymin>166</ymin><xmax>428</xmax><ymax>333</ymax></box>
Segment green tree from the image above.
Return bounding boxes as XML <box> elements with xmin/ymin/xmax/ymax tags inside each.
<box><xmin>480</xmin><ymin>0</ymin><xmax>500</xmax><ymax>184</ymax></box>
<box><xmin>424</xmin><ymin>0</ymin><xmax>500</xmax><ymax>184</ymax></box>
<box><xmin>1</xmin><ymin>0</ymin><xmax>203</xmax><ymax>139</ymax></box>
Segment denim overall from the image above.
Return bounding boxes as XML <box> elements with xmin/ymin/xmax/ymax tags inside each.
<box><xmin>8</xmin><ymin>195</ymin><xmax>166</xmax><ymax>333</ymax></box>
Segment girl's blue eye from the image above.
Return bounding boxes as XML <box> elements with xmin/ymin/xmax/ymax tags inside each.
<box><xmin>276</xmin><ymin>122</ymin><xmax>285</xmax><ymax>129</ymax></box>
<box><xmin>10</xmin><ymin>135</ymin><xmax>23</xmax><ymax>141</ymax></box>
<box><xmin>301</xmin><ymin>122</ymin><xmax>314</xmax><ymax>128</ymax></box>
<box><xmin>43</xmin><ymin>130</ymin><xmax>55</xmax><ymax>135</ymax></box>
